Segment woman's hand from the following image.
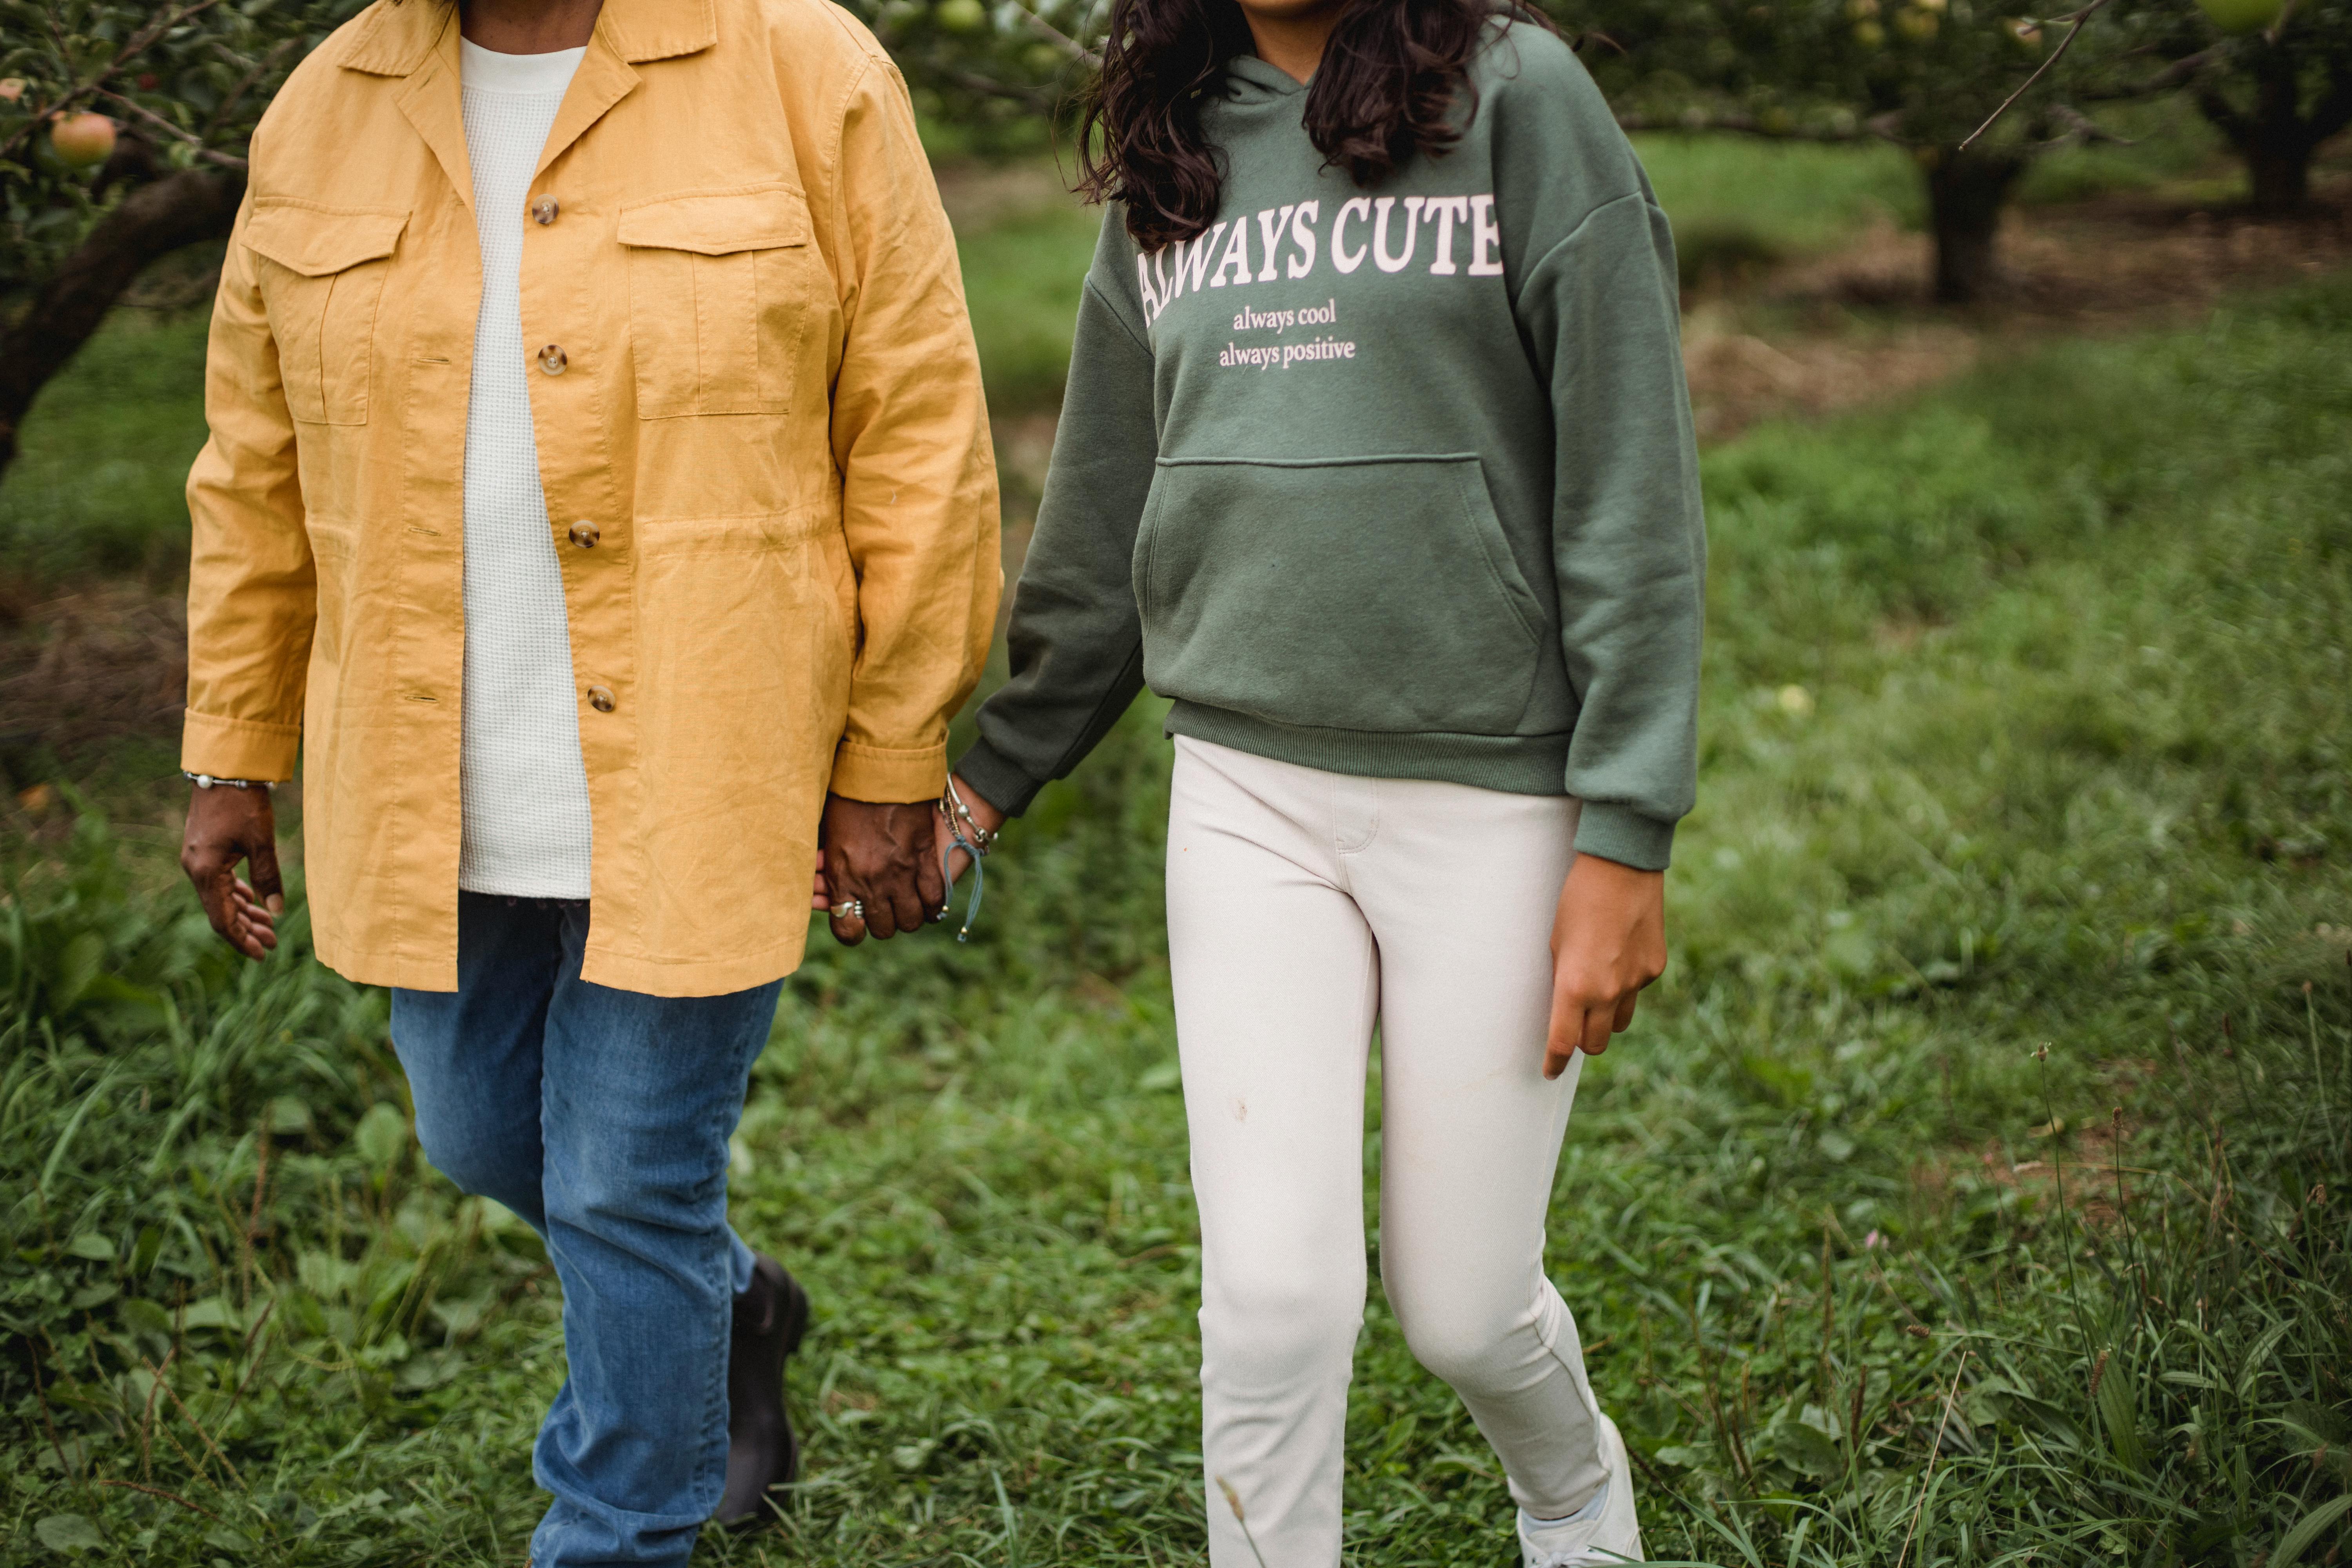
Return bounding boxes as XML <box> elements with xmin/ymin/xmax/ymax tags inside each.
<box><xmin>181</xmin><ymin>783</ymin><xmax>283</xmax><ymax>960</ymax></box>
<box><xmin>1545</xmin><ymin>853</ymin><xmax>1668</xmax><ymax>1078</ymax></box>
<box><xmin>817</xmin><ymin>795</ymin><xmax>946</xmax><ymax>945</ymax></box>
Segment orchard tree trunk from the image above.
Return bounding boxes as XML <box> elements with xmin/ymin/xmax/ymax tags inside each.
<box><xmin>2198</xmin><ymin>58</ymin><xmax>2352</xmax><ymax>217</ymax></box>
<box><xmin>1925</xmin><ymin>150</ymin><xmax>2025</xmax><ymax>305</ymax></box>
<box><xmin>2245</xmin><ymin>137</ymin><xmax>2311</xmax><ymax>213</ymax></box>
<box><xmin>0</xmin><ymin>165</ymin><xmax>245</xmax><ymax>480</ymax></box>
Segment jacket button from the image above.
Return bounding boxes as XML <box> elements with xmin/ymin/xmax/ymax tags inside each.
<box><xmin>532</xmin><ymin>197</ymin><xmax>560</xmax><ymax>225</ymax></box>
<box><xmin>586</xmin><ymin>686</ymin><xmax>615</xmax><ymax>713</ymax></box>
<box><xmin>568</xmin><ymin>521</ymin><xmax>600</xmax><ymax>549</ymax></box>
<box><xmin>538</xmin><ymin>344</ymin><xmax>568</xmax><ymax>375</ymax></box>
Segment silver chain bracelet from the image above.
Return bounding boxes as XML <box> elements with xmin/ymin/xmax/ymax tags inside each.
<box><xmin>939</xmin><ymin>776</ymin><xmax>996</xmax><ymax>855</ymax></box>
<box><xmin>936</xmin><ymin>778</ymin><xmax>995</xmax><ymax>941</ymax></box>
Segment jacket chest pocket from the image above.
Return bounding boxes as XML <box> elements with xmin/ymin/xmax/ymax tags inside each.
<box><xmin>242</xmin><ymin>202</ymin><xmax>408</xmax><ymax>426</ymax></box>
<box><xmin>619</xmin><ymin>184</ymin><xmax>817</xmax><ymax>419</ymax></box>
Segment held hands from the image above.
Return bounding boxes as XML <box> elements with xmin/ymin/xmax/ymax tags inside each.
<box><xmin>813</xmin><ymin>794</ymin><xmax>947</xmax><ymax>946</ymax></box>
<box><xmin>810</xmin><ymin>779</ymin><xmax>1004</xmax><ymax>946</ymax></box>
<box><xmin>181</xmin><ymin>784</ymin><xmax>285</xmax><ymax>960</ymax></box>
<box><xmin>1544</xmin><ymin>852</ymin><xmax>1668</xmax><ymax>1079</ymax></box>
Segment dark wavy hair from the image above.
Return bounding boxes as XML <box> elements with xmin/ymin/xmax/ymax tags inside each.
<box><xmin>1076</xmin><ymin>0</ymin><xmax>1555</xmax><ymax>249</ymax></box>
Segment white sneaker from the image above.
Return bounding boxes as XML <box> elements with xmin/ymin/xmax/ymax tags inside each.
<box><xmin>1517</xmin><ymin>1414</ymin><xmax>1644</xmax><ymax>1566</ymax></box>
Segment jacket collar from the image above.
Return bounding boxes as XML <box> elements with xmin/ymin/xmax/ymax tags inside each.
<box><xmin>339</xmin><ymin>0</ymin><xmax>715</xmax><ymax>76</ymax></box>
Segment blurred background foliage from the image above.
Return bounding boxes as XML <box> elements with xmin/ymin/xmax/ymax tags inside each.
<box><xmin>3</xmin><ymin>0</ymin><xmax>2350</xmax><ymax>408</ymax></box>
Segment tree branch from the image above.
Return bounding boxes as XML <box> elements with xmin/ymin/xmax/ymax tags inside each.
<box><xmin>2194</xmin><ymin>80</ymin><xmax>2255</xmax><ymax>147</ymax></box>
<box><xmin>0</xmin><ymin>166</ymin><xmax>244</xmax><ymax>477</ymax></box>
<box><xmin>1018</xmin><ymin>7</ymin><xmax>1101</xmax><ymax>68</ymax></box>
<box><xmin>2080</xmin><ymin>45</ymin><xmax>2223</xmax><ymax>102</ymax></box>
<box><xmin>200</xmin><ymin>35</ymin><xmax>303</xmax><ymax>141</ymax></box>
<box><xmin>943</xmin><ymin>68</ymin><xmax>1062</xmax><ymax>115</ymax></box>
<box><xmin>2308</xmin><ymin>64</ymin><xmax>2352</xmax><ymax>145</ymax></box>
<box><xmin>2036</xmin><ymin>100</ymin><xmax>2132</xmax><ymax>149</ymax></box>
<box><xmin>97</xmin><ymin>90</ymin><xmax>250</xmax><ymax>170</ymax></box>
<box><xmin>1959</xmin><ymin>0</ymin><xmax>2114</xmax><ymax>152</ymax></box>
<box><xmin>0</xmin><ymin>0</ymin><xmax>231</xmax><ymax>162</ymax></box>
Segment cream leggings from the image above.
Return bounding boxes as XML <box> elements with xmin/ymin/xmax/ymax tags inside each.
<box><xmin>1167</xmin><ymin>737</ymin><xmax>1609</xmax><ymax>1567</ymax></box>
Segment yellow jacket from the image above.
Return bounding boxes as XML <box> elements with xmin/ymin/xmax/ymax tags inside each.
<box><xmin>183</xmin><ymin>0</ymin><xmax>1000</xmax><ymax>996</ymax></box>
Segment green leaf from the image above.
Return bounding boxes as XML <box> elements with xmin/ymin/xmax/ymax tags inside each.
<box><xmin>352</xmin><ymin>1102</ymin><xmax>409</xmax><ymax>1170</ymax></box>
<box><xmin>393</xmin><ymin>1346</ymin><xmax>466</xmax><ymax>1391</ymax></box>
<box><xmin>129</xmin><ymin>1225</ymin><xmax>163</xmax><ymax>1276</ymax></box>
<box><xmin>2238</xmin><ymin>1318</ymin><xmax>2295</xmax><ymax>1401</ymax></box>
<box><xmin>64</xmin><ymin>1231</ymin><xmax>114</xmax><ymax>1261</ymax></box>
<box><xmin>2272</xmin><ymin>1492</ymin><xmax>2352</xmax><ymax>1568</ymax></box>
<box><xmin>50</xmin><ymin>929</ymin><xmax>104</xmax><ymax>1011</ymax></box>
<box><xmin>34</xmin><ymin>1437</ymin><xmax>91</xmax><ymax>1474</ymax></box>
<box><xmin>1766</xmin><ymin>1411</ymin><xmax>1847</xmax><ymax>1480</ymax></box>
<box><xmin>118</xmin><ymin>1296</ymin><xmax>173</xmax><ymax>1343</ymax></box>
<box><xmin>2096</xmin><ymin>1354</ymin><xmax>2145</xmax><ymax>1473</ymax></box>
<box><xmin>313</xmin><ymin>1488</ymin><xmax>391</xmax><ymax>1523</ymax></box>
<box><xmin>181</xmin><ymin>1294</ymin><xmax>245</xmax><ymax>1332</ymax></box>
<box><xmin>34</xmin><ymin>1514</ymin><xmax>107</xmax><ymax>1552</ymax></box>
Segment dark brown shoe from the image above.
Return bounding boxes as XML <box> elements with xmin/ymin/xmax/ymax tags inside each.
<box><xmin>715</xmin><ymin>1252</ymin><xmax>810</xmax><ymax>1532</ymax></box>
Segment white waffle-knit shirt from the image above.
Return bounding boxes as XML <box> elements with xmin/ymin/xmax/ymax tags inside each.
<box><xmin>456</xmin><ymin>40</ymin><xmax>592</xmax><ymax>898</ymax></box>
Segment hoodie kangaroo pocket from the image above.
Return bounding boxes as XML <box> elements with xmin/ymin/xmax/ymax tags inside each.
<box><xmin>1134</xmin><ymin>453</ymin><xmax>1544</xmax><ymax>735</ymax></box>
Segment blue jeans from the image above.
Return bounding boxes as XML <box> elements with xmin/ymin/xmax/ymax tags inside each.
<box><xmin>390</xmin><ymin>893</ymin><xmax>783</xmax><ymax>1568</ymax></box>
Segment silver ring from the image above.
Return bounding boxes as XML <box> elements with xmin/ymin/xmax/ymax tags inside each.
<box><xmin>833</xmin><ymin>898</ymin><xmax>864</xmax><ymax>922</ymax></box>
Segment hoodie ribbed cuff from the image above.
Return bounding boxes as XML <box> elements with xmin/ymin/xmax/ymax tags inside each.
<box><xmin>1572</xmin><ymin>800</ymin><xmax>1675</xmax><ymax>871</ymax></box>
<box><xmin>952</xmin><ymin>737</ymin><xmax>1049</xmax><ymax>819</ymax></box>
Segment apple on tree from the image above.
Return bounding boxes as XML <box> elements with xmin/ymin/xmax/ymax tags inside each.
<box><xmin>47</xmin><ymin>113</ymin><xmax>117</xmax><ymax>169</ymax></box>
<box><xmin>2194</xmin><ymin>0</ymin><xmax>2284</xmax><ymax>33</ymax></box>
<box><xmin>935</xmin><ymin>0</ymin><xmax>988</xmax><ymax>32</ymax></box>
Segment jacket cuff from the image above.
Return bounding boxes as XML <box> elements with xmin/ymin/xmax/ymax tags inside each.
<box><xmin>952</xmin><ymin>737</ymin><xmax>1047</xmax><ymax>819</ymax></box>
<box><xmin>829</xmin><ymin>739</ymin><xmax>946</xmax><ymax>804</ymax></box>
<box><xmin>1573</xmin><ymin>801</ymin><xmax>1676</xmax><ymax>871</ymax></box>
<box><xmin>182</xmin><ymin>708</ymin><xmax>300</xmax><ymax>782</ymax></box>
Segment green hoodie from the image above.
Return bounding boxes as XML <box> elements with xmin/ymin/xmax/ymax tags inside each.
<box><xmin>957</xmin><ymin>23</ymin><xmax>1705</xmax><ymax>869</ymax></box>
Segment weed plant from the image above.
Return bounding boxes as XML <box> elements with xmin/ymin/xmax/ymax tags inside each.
<box><xmin>5</xmin><ymin>286</ymin><xmax>2350</xmax><ymax>1567</ymax></box>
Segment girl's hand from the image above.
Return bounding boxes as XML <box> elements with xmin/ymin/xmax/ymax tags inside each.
<box><xmin>938</xmin><ymin>772</ymin><xmax>1007</xmax><ymax>885</ymax></box>
<box><xmin>1545</xmin><ymin>853</ymin><xmax>1668</xmax><ymax>1078</ymax></box>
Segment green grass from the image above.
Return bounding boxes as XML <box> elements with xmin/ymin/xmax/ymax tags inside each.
<box><xmin>7</xmin><ymin>262</ymin><xmax>2351</xmax><ymax>1566</ymax></box>
<box><xmin>1632</xmin><ymin>133</ymin><xmax>1921</xmax><ymax>281</ymax></box>
<box><xmin>955</xmin><ymin>196</ymin><xmax>1103</xmax><ymax>417</ymax></box>
<box><xmin>1635</xmin><ymin>101</ymin><xmax>2234</xmax><ymax>287</ymax></box>
<box><xmin>0</xmin><ymin>312</ymin><xmax>212</xmax><ymax>587</ymax></box>
<box><xmin>2015</xmin><ymin>98</ymin><xmax>2232</xmax><ymax>208</ymax></box>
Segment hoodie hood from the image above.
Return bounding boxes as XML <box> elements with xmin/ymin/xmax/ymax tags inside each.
<box><xmin>1222</xmin><ymin>52</ymin><xmax>1308</xmax><ymax>102</ymax></box>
